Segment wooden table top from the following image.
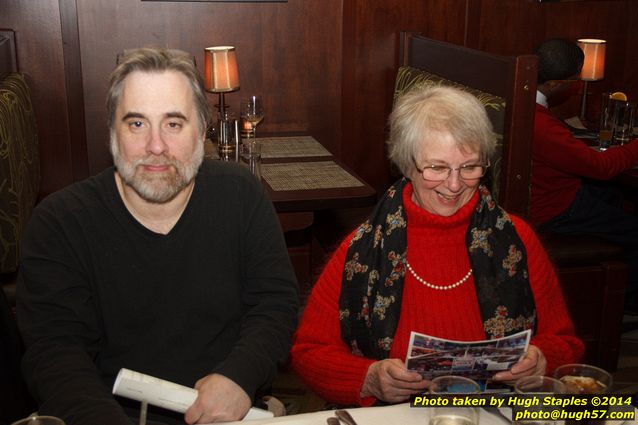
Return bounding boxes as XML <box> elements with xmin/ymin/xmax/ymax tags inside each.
<box><xmin>204</xmin><ymin>136</ymin><xmax>377</xmax><ymax>212</ymax></box>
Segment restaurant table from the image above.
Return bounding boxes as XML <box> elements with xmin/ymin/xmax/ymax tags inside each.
<box><xmin>582</xmin><ymin>145</ymin><xmax>638</xmax><ymax>202</ymax></box>
<box><xmin>214</xmin><ymin>403</ymin><xmax>638</xmax><ymax>425</ymax></box>
<box><xmin>204</xmin><ymin>136</ymin><xmax>377</xmax><ymax>213</ymax></box>
<box><xmin>205</xmin><ymin>136</ymin><xmax>377</xmax><ymax>287</ymax></box>
<box><xmin>215</xmin><ymin>403</ymin><xmax>507</xmax><ymax>425</ymax></box>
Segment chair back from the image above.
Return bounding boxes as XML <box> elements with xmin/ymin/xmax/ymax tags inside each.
<box><xmin>396</xmin><ymin>33</ymin><xmax>537</xmax><ymax>217</ymax></box>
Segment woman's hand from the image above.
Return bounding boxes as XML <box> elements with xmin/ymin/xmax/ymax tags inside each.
<box><xmin>492</xmin><ymin>345</ymin><xmax>547</xmax><ymax>384</ymax></box>
<box><xmin>360</xmin><ymin>358</ymin><xmax>430</xmax><ymax>403</ymax></box>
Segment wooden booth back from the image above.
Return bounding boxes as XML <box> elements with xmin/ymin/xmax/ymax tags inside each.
<box><xmin>0</xmin><ymin>29</ymin><xmax>40</xmax><ymax>303</ymax></box>
<box><xmin>397</xmin><ymin>33</ymin><xmax>537</xmax><ymax>218</ymax></box>
<box><xmin>0</xmin><ymin>28</ymin><xmax>39</xmax><ymax>423</ymax></box>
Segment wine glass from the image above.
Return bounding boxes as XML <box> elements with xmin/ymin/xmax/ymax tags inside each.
<box><xmin>241</xmin><ymin>95</ymin><xmax>264</xmax><ymax>143</ymax></box>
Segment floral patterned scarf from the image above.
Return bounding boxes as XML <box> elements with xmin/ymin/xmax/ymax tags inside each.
<box><xmin>338</xmin><ymin>178</ymin><xmax>536</xmax><ymax>359</ymax></box>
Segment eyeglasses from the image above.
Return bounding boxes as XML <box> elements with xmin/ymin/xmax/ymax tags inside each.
<box><xmin>413</xmin><ymin>157</ymin><xmax>490</xmax><ymax>182</ymax></box>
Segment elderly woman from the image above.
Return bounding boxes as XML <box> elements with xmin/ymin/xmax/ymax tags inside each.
<box><xmin>290</xmin><ymin>86</ymin><xmax>583</xmax><ymax>406</ymax></box>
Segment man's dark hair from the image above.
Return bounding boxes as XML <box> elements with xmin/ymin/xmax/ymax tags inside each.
<box><xmin>535</xmin><ymin>38</ymin><xmax>584</xmax><ymax>84</ymax></box>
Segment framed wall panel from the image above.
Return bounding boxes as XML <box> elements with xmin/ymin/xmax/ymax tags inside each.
<box><xmin>142</xmin><ymin>1</ymin><xmax>287</xmax><ymax>2</ymax></box>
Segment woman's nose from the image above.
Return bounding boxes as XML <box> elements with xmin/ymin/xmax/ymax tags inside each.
<box><xmin>445</xmin><ymin>169</ymin><xmax>463</xmax><ymax>191</ymax></box>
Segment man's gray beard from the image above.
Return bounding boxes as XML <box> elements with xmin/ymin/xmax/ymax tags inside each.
<box><xmin>110</xmin><ymin>135</ymin><xmax>204</xmax><ymax>204</ymax></box>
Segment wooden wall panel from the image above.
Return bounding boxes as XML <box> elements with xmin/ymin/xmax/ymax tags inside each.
<box><xmin>476</xmin><ymin>0</ymin><xmax>542</xmax><ymax>55</ymax></box>
<box><xmin>343</xmin><ymin>0</ymin><xmax>638</xmax><ymax>194</ymax></box>
<box><xmin>59</xmin><ymin>0</ymin><xmax>89</xmax><ymax>184</ymax></box>
<box><xmin>76</xmin><ymin>0</ymin><xmax>343</xmax><ymax>175</ymax></box>
<box><xmin>623</xmin><ymin>3</ymin><xmax>638</xmax><ymax>103</ymax></box>
<box><xmin>478</xmin><ymin>0</ymin><xmax>638</xmax><ymax>122</ymax></box>
<box><xmin>3</xmin><ymin>0</ymin><xmax>637</xmax><ymax>201</ymax></box>
<box><xmin>0</xmin><ymin>0</ymin><xmax>75</xmax><ymax>197</ymax></box>
<box><xmin>342</xmin><ymin>0</ymin><xmax>468</xmax><ymax>192</ymax></box>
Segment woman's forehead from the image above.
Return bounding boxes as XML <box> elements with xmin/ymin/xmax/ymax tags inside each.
<box><xmin>417</xmin><ymin>130</ymin><xmax>481</xmax><ymax>159</ymax></box>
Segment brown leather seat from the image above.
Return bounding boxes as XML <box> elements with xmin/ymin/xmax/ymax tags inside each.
<box><xmin>541</xmin><ymin>233</ymin><xmax>624</xmax><ymax>266</ymax></box>
<box><xmin>540</xmin><ymin>233</ymin><xmax>627</xmax><ymax>371</ymax></box>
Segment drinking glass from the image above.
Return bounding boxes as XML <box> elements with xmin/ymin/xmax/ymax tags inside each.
<box><xmin>240</xmin><ymin>95</ymin><xmax>264</xmax><ymax>143</ymax></box>
<box><xmin>11</xmin><ymin>415</ymin><xmax>66</xmax><ymax>425</ymax></box>
<box><xmin>513</xmin><ymin>376</ymin><xmax>566</xmax><ymax>425</ymax></box>
<box><xmin>612</xmin><ymin>101</ymin><xmax>635</xmax><ymax>146</ymax></box>
<box><xmin>217</xmin><ymin>112</ymin><xmax>239</xmax><ymax>162</ymax></box>
<box><xmin>598</xmin><ymin>92</ymin><xmax>617</xmax><ymax>151</ymax></box>
<box><xmin>429</xmin><ymin>375</ymin><xmax>481</xmax><ymax>425</ymax></box>
<box><xmin>241</xmin><ymin>139</ymin><xmax>262</xmax><ymax>180</ymax></box>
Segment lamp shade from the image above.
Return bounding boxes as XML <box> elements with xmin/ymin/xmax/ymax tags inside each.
<box><xmin>577</xmin><ymin>39</ymin><xmax>606</xmax><ymax>81</ymax></box>
<box><xmin>204</xmin><ymin>46</ymin><xmax>240</xmax><ymax>93</ymax></box>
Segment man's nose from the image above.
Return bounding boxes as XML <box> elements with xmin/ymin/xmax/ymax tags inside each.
<box><xmin>146</xmin><ymin>127</ymin><xmax>168</xmax><ymax>155</ymax></box>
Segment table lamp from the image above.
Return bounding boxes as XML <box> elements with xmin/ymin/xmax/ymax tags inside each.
<box><xmin>204</xmin><ymin>46</ymin><xmax>240</xmax><ymax>118</ymax></box>
<box><xmin>577</xmin><ymin>39</ymin><xmax>606</xmax><ymax>122</ymax></box>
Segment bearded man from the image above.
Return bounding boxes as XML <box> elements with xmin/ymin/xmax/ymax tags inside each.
<box><xmin>16</xmin><ymin>48</ymin><xmax>298</xmax><ymax>425</ymax></box>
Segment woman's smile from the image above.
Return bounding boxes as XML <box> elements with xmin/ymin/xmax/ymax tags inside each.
<box><xmin>411</xmin><ymin>131</ymin><xmax>481</xmax><ymax>217</ymax></box>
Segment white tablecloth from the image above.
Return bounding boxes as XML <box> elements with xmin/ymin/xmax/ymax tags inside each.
<box><xmin>215</xmin><ymin>403</ymin><xmax>509</xmax><ymax>425</ymax></box>
<box><xmin>215</xmin><ymin>403</ymin><xmax>638</xmax><ymax>425</ymax></box>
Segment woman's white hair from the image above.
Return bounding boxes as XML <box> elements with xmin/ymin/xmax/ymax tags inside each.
<box><xmin>387</xmin><ymin>85</ymin><xmax>496</xmax><ymax>177</ymax></box>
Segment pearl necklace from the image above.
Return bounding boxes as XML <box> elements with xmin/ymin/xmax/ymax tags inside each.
<box><xmin>404</xmin><ymin>259</ymin><xmax>473</xmax><ymax>291</ymax></box>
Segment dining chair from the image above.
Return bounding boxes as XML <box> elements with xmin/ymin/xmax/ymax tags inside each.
<box><xmin>396</xmin><ymin>32</ymin><xmax>537</xmax><ymax>217</ymax></box>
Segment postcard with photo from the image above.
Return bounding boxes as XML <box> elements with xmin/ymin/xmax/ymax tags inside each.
<box><xmin>405</xmin><ymin>329</ymin><xmax>531</xmax><ymax>392</ymax></box>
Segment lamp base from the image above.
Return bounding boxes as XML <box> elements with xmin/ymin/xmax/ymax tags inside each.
<box><xmin>216</xmin><ymin>92</ymin><xmax>229</xmax><ymax>118</ymax></box>
<box><xmin>580</xmin><ymin>81</ymin><xmax>589</xmax><ymax>123</ymax></box>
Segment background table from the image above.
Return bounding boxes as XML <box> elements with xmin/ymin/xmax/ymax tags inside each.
<box><xmin>204</xmin><ymin>136</ymin><xmax>377</xmax><ymax>212</ymax></box>
<box><xmin>205</xmin><ymin>136</ymin><xmax>377</xmax><ymax>290</ymax></box>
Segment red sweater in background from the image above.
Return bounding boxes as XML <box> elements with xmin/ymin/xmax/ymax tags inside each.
<box><xmin>290</xmin><ymin>183</ymin><xmax>583</xmax><ymax>406</ymax></box>
<box><xmin>530</xmin><ymin>104</ymin><xmax>638</xmax><ymax>226</ymax></box>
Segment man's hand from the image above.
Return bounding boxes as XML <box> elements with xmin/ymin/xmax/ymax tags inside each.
<box><xmin>184</xmin><ymin>373</ymin><xmax>251</xmax><ymax>424</ymax></box>
<box><xmin>360</xmin><ymin>358</ymin><xmax>430</xmax><ymax>403</ymax></box>
<box><xmin>492</xmin><ymin>345</ymin><xmax>547</xmax><ymax>384</ymax></box>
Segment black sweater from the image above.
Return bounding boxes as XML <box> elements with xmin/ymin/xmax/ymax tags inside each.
<box><xmin>17</xmin><ymin>160</ymin><xmax>298</xmax><ymax>425</ymax></box>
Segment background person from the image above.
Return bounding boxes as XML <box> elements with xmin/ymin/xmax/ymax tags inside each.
<box><xmin>530</xmin><ymin>38</ymin><xmax>638</xmax><ymax>313</ymax></box>
<box><xmin>17</xmin><ymin>47</ymin><xmax>299</xmax><ymax>425</ymax></box>
<box><xmin>290</xmin><ymin>85</ymin><xmax>583</xmax><ymax>406</ymax></box>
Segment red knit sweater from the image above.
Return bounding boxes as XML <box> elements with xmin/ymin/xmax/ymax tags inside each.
<box><xmin>290</xmin><ymin>183</ymin><xmax>584</xmax><ymax>406</ymax></box>
<box><xmin>530</xmin><ymin>104</ymin><xmax>638</xmax><ymax>226</ymax></box>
